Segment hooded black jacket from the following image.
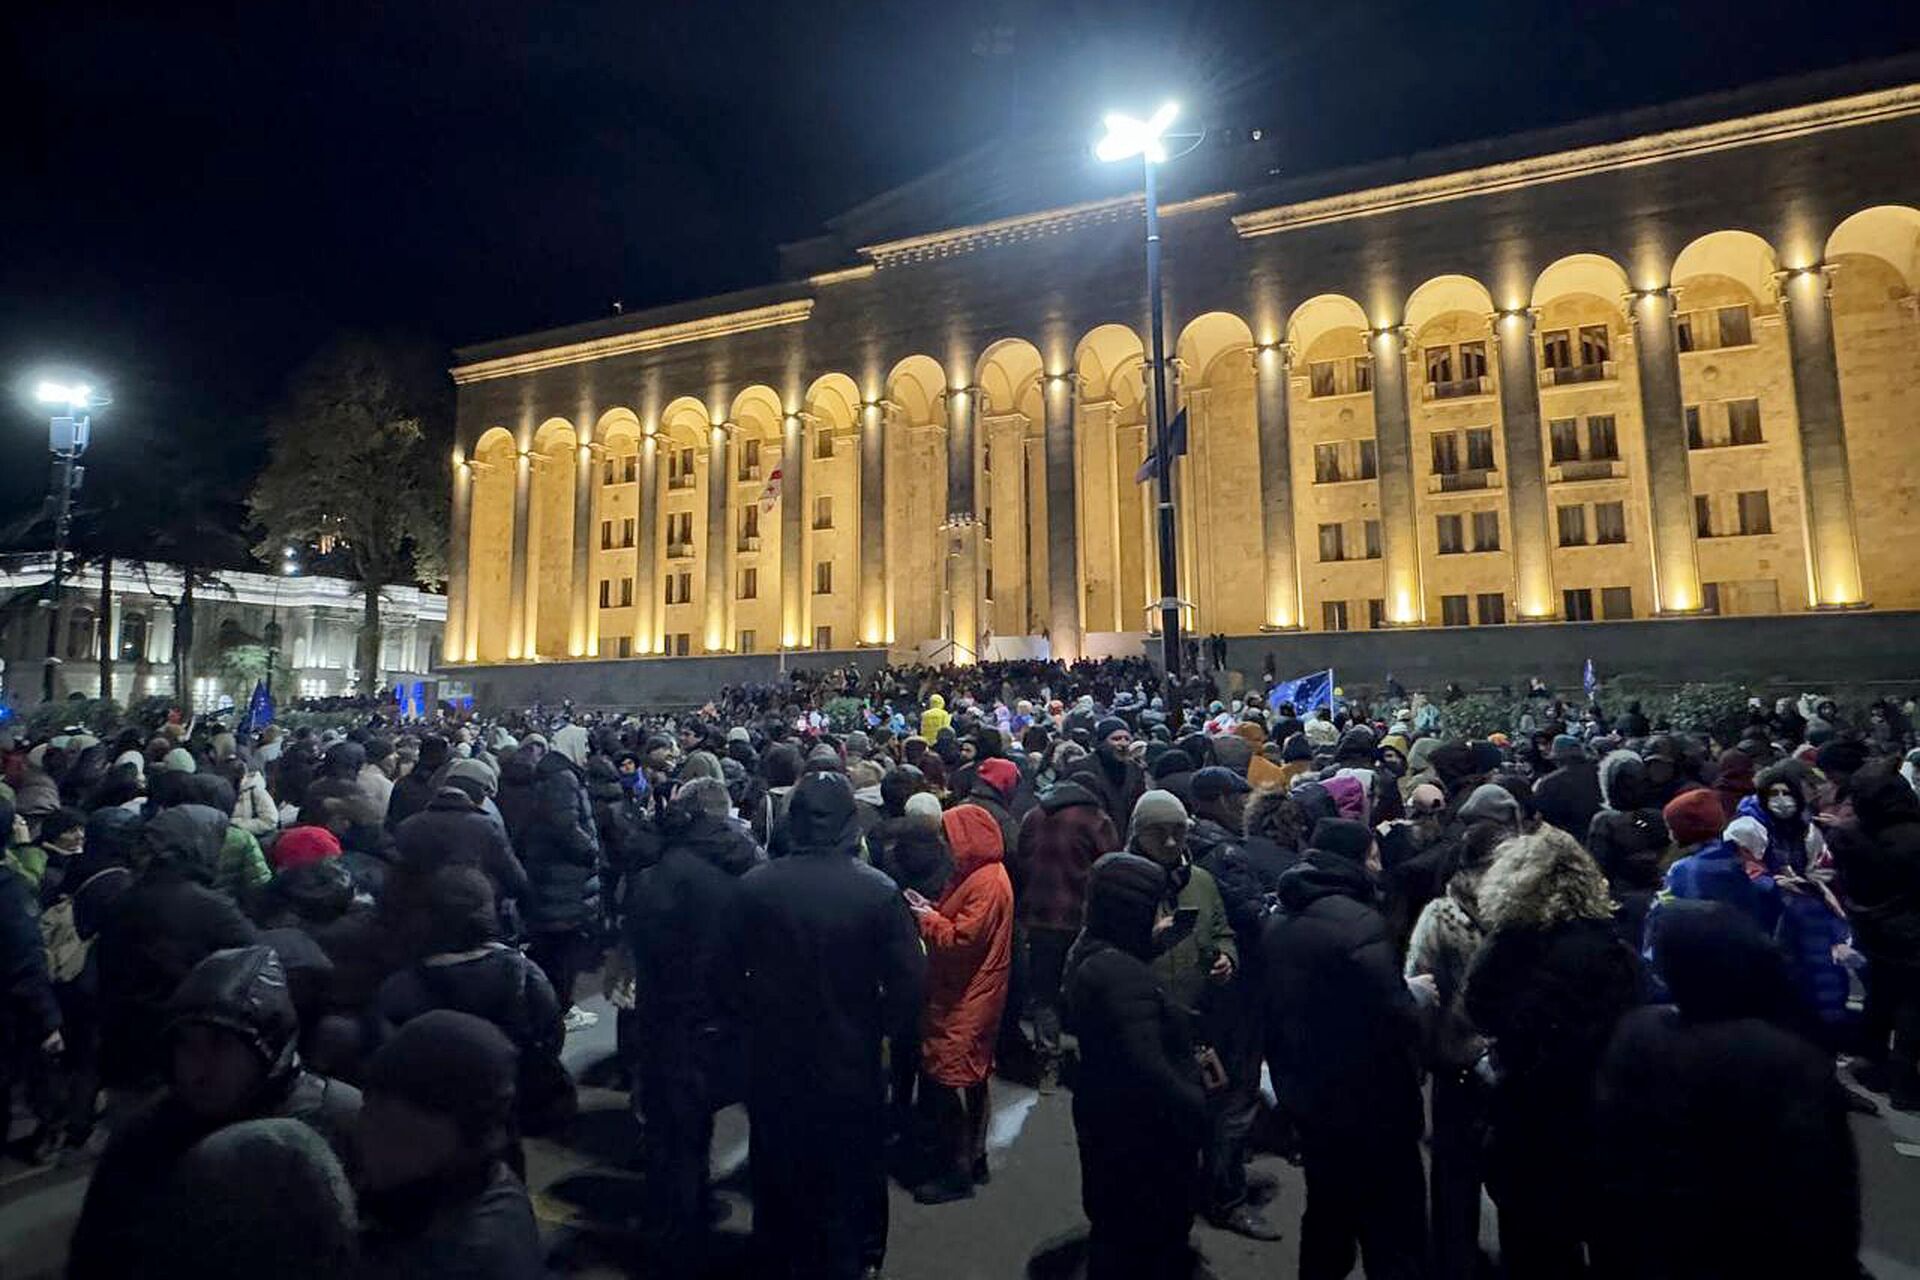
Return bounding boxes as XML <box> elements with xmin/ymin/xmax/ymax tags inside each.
<box><xmin>733</xmin><ymin>772</ymin><xmax>925</xmax><ymax>1106</ymax></box>
<box><xmin>1832</xmin><ymin>763</ymin><xmax>1920</xmax><ymax>970</ymax></box>
<box><xmin>515</xmin><ymin>751</ymin><xmax>602</xmax><ymax>933</ymax></box>
<box><xmin>629</xmin><ymin>805</ymin><xmax>760</xmax><ymax>1029</ymax></box>
<box><xmin>1261</xmin><ymin>849</ymin><xmax>1422</xmax><ymax>1141</ymax></box>
<box><xmin>70</xmin><ymin>945</ymin><xmax>362</xmax><ymax>1280</ymax></box>
<box><xmin>393</xmin><ymin>788</ymin><xmax>531</xmax><ymax>918</ymax></box>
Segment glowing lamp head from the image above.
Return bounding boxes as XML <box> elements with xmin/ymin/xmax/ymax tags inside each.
<box><xmin>36</xmin><ymin>381</ymin><xmax>92</xmax><ymax>408</ymax></box>
<box><xmin>1095</xmin><ymin>102</ymin><xmax>1179</xmax><ymax>164</ymax></box>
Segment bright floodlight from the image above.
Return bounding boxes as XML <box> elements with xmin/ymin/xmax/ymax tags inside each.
<box><xmin>36</xmin><ymin>381</ymin><xmax>92</xmax><ymax>408</ymax></box>
<box><xmin>1095</xmin><ymin>102</ymin><xmax>1179</xmax><ymax>164</ymax></box>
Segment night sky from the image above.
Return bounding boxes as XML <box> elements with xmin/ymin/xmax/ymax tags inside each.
<box><xmin>4</xmin><ymin>0</ymin><xmax>1916</xmax><ymax>522</ymax></box>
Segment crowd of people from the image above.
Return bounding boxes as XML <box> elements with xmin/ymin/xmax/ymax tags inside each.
<box><xmin>1</xmin><ymin>657</ymin><xmax>1916</xmax><ymax>1279</ymax></box>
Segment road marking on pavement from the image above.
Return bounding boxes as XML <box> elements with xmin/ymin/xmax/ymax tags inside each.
<box><xmin>1894</xmin><ymin>1142</ymin><xmax>1920</xmax><ymax>1158</ymax></box>
<box><xmin>987</xmin><ymin>1086</ymin><xmax>1038</xmax><ymax>1154</ymax></box>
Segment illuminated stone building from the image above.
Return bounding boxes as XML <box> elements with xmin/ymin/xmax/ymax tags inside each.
<box><xmin>445</xmin><ymin>63</ymin><xmax>1920</xmax><ymax>698</ymax></box>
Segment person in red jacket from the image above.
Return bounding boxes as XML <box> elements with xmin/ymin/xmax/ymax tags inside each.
<box><xmin>905</xmin><ymin>803</ymin><xmax>1014</xmax><ymax>1204</ymax></box>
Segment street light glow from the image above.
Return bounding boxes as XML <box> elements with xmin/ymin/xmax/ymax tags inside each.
<box><xmin>1095</xmin><ymin>102</ymin><xmax>1179</xmax><ymax>164</ymax></box>
<box><xmin>35</xmin><ymin>381</ymin><xmax>93</xmax><ymax>408</ymax></box>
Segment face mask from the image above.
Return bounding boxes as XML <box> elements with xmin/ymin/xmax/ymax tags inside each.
<box><xmin>1767</xmin><ymin>795</ymin><xmax>1799</xmax><ymax>819</ymax></box>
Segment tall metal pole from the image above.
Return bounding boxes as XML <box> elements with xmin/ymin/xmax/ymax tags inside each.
<box><xmin>1142</xmin><ymin>157</ymin><xmax>1183</xmax><ymax>687</ymax></box>
<box><xmin>42</xmin><ymin>441</ymin><xmax>78</xmax><ymax>704</ymax></box>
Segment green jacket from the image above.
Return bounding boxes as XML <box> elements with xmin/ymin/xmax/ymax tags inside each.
<box><xmin>217</xmin><ymin>825</ymin><xmax>272</xmax><ymax>899</ymax></box>
<box><xmin>1151</xmin><ymin>863</ymin><xmax>1237</xmax><ymax>1017</ymax></box>
<box><xmin>4</xmin><ymin>843</ymin><xmax>50</xmax><ymax>891</ymax></box>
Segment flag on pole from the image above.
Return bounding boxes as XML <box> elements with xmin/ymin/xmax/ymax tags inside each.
<box><xmin>1583</xmin><ymin>657</ymin><xmax>1597</xmax><ymax>698</ymax></box>
<box><xmin>1134</xmin><ymin>406</ymin><xmax>1189</xmax><ymax>483</ymax></box>
<box><xmin>242</xmin><ymin>680</ymin><xmax>274</xmax><ymax>734</ymax></box>
<box><xmin>758</xmin><ymin>465</ymin><xmax>783</xmax><ymax>514</ymax></box>
<box><xmin>1267</xmin><ymin>668</ymin><xmax>1338</xmax><ymax>714</ymax></box>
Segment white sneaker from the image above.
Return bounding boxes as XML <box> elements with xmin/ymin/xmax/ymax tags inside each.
<box><xmin>563</xmin><ymin>1005</ymin><xmax>600</xmax><ymax>1033</ymax></box>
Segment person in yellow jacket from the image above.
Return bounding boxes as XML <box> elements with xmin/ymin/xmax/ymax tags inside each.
<box><xmin>920</xmin><ymin>693</ymin><xmax>952</xmax><ymax>741</ymax></box>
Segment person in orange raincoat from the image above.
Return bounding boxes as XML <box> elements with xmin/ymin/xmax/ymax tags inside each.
<box><xmin>903</xmin><ymin>802</ymin><xmax>1013</xmax><ymax>1204</ymax></box>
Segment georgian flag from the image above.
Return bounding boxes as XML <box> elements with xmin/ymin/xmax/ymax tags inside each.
<box><xmin>759</xmin><ymin>466</ymin><xmax>783</xmax><ymax>514</ymax></box>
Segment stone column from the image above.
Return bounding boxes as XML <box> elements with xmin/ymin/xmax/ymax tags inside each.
<box><xmin>446</xmin><ymin>455</ymin><xmax>472</xmax><ymax>661</ymax></box>
<box><xmin>1042</xmin><ymin>374</ymin><xmax>1082</xmax><ymax>661</ymax></box>
<box><xmin>858</xmin><ymin>400</ymin><xmax>888</xmax><ymax>645</ymax></box>
<box><xmin>1628</xmin><ymin>288</ymin><xmax>1704</xmax><ymax>614</ymax></box>
<box><xmin>1253</xmin><ymin>343</ymin><xmax>1302</xmax><ymax>629</ymax></box>
<box><xmin>781</xmin><ymin>413</ymin><xmax>806</xmax><ymax>648</ymax></box>
<box><xmin>569</xmin><ymin>440</ymin><xmax>594</xmax><ymax>656</ymax></box>
<box><xmin>1779</xmin><ymin>265</ymin><xmax>1867</xmax><ymax>607</ymax></box>
<box><xmin>636</xmin><ymin>435</ymin><xmax>661</xmax><ymax>654</ymax></box>
<box><xmin>944</xmin><ymin>385</ymin><xmax>982</xmax><ymax>663</ymax></box>
<box><xmin>1369</xmin><ymin>325</ymin><xmax>1424</xmax><ymax>624</ymax></box>
<box><xmin>1492</xmin><ymin>309</ymin><xmax>1558</xmax><ymax>618</ymax></box>
<box><xmin>506</xmin><ymin>447</ymin><xmax>533</xmax><ymax>658</ymax></box>
<box><xmin>704</xmin><ymin>423</ymin><xmax>733</xmax><ymax>652</ymax></box>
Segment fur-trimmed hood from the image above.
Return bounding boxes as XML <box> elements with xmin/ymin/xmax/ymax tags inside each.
<box><xmin>1597</xmin><ymin>749</ymin><xmax>1647</xmax><ymax>812</ymax></box>
<box><xmin>1245</xmin><ymin>784</ymin><xmax>1305</xmax><ymax>848</ymax></box>
<box><xmin>1478</xmin><ymin>827</ymin><xmax>1615</xmax><ymax>931</ymax></box>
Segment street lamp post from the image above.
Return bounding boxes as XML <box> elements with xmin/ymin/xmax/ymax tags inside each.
<box><xmin>266</xmin><ymin>546</ymin><xmax>299</xmax><ymax>700</ymax></box>
<box><xmin>1097</xmin><ymin>104</ymin><xmax>1186</xmax><ymax>689</ymax></box>
<box><xmin>34</xmin><ymin>381</ymin><xmax>104</xmax><ymax>704</ymax></box>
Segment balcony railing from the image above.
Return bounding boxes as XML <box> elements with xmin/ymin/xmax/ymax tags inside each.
<box><xmin>738</xmin><ymin>536</ymin><xmax>761</xmax><ymax>552</ymax></box>
<box><xmin>1544</xmin><ymin>360</ymin><xmax>1614</xmax><ymax>386</ymax></box>
<box><xmin>668</xmin><ymin>474</ymin><xmax>696</xmax><ymax>490</ymax></box>
<box><xmin>666</xmin><ymin>542</ymin><xmax>693</xmax><ymax>559</ymax></box>
<box><xmin>1550</xmin><ymin>459</ymin><xmax>1626</xmax><ymax>483</ymax></box>
<box><xmin>738</xmin><ymin>464</ymin><xmax>762</xmax><ymax>482</ymax></box>
<box><xmin>1428</xmin><ymin>468</ymin><xmax>1501</xmax><ymax>494</ymax></box>
<box><xmin>1423</xmin><ymin>374</ymin><xmax>1492</xmax><ymax>401</ymax></box>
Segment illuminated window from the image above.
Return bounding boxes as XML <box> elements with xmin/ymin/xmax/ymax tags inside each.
<box><xmin>119</xmin><ymin>613</ymin><xmax>148</xmax><ymax>661</ymax></box>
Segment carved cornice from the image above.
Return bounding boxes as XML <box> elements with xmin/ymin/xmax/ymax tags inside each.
<box><xmin>450</xmin><ymin>301</ymin><xmax>815</xmax><ymax>384</ymax></box>
<box><xmin>858</xmin><ymin>193</ymin><xmax>1235</xmax><ymax>269</ymax></box>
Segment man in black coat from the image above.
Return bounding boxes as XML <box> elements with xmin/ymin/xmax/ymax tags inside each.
<box><xmin>393</xmin><ymin>782</ymin><xmax>530</xmax><ymax>929</ymax></box>
<box><xmin>1532</xmin><ymin>735</ymin><xmax>1602</xmax><ymax>841</ymax></box>
<box><xmin>733</xmin><ymin>771</ymin><xmax>925</xmax><ymax>1280</ymax></box>
<box><xmin>384</xmin><ymin>735</ymin><xmax>450</xmax><ymax>832</ymax></box>
<box><xmin>1831</xmin><ymin>763</ymin><xmax>1920</xmax><ymax>1108</ymax></box>
<box><xmin>629</xmin><ymin>778</ymin><xmax>760</xmax><ymax>1276</ymax></box>
<box><xmin>1064</xmin><ymin>851</ymin><xmax>1209</xmax><ymax>1278</ymax></box>
<box><xmin>1069</xmin><ymin>717</ymin><xmax>1146</xmax><ymax>835</ymax></box>
<box><xmin>1262</xmin><ymin>818</ymin><xmax>1426</xmax><ymax>1280</ymax></box>
<box><xmin>514</xmin><ymin>747</ymin><xmax>602</xmax><ymax>1023</ymax></box>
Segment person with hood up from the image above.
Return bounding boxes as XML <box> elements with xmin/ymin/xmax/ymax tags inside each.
<box><xmin>1587</xmin><ymin>748</ymin><xmax>1671</xmax><ymax>950</ymax></box>
<box><xmin>1071</xmin><ymin>717</ymin><xmax>1146</xmax><ymax>836</ymax></box>
<box><xmin>96</xmin><ymin>805</ymin><xmax>260</xmax><ymax>1090</ymax></box>
<box><xmin>70</xmin><ymin>945</ymin><xmax>363</xmax><ymax>1280</ymax></box>
<box><xmin>627</xmin><ymin>776</ymin><xmax>760</xmax><ymax>1273</ymax></box>
<box><xmin>1011</xmin><ymin>766</ymin><xmax>1120</xmax><ymax>1091</ymax></box>
<box><xmin>385</xmin><ymin>735</ymin><xmax>450</xmax><ymax>832</ymax></box>
<box><xmin>1594</xmin><ymin>901</ymin><xmax>1861</xmax><ymax>1279</ymax></box>
<box><xmin>904</xmin><ymin>803</ymin><xmax>1013</xmax><ymax>1204</ymax></box>
<box><xmin>733</xmin><ymin>770</ymin><xmax>926</xmax><ymax>1279</ymax></box>
<box><xmin>1240</xmin><ymin>783</ymin><xmax>1310</xmax><ymax>891</ymax></box>
<box><xmin>493</xmin><ymin>738</ymin><xmax>541</xmax><ymax>840</ymax></box>
<box><xmin>514</xmin><ymin>735</ymin><xmax>603</xmax><ymax>1031</ymax></box>
<box><xmin>1063</xmin><ymin>852</ymin><xmax>1208</xmax><ymax>1279</ymax></box>
<box><xmin>920</xmin><ymin>692</ymin><xmax>953</xmax><ymax>741</ymax></box>
<box><xmin>1737</xmin><ymin>760</ymin><xmax>1822</xmax><ymax>874</ymax></box>
<box><xmin>965</xmin><ymin>755</ymin><xmax>1023</xmax><ymax>856</ymax></box>
<box><xmin>228</xmin><ymin>751</ymin><xmax>280</xmax><ymax>840</ymax></box>
<box><xmin>355</xmin><ymin>1010</ymin><xmax>544</xmax><ymax>1280</ymax></box>
<box><xmin>1711</xmin><ymin>748</ymin><xmax>1756</xmax><ymax>823</ymax></box>
<box><xmin>1829</xmin><ymin>762</ymin><xmax>1920</xmax><ymax>1110</ymax></box>
<box><xmin>1532</xmin><ymin>735</ymin><xmax>1601</xmax><ymax>840</ymax></box>
<box><xmin>1464</xmin><ymin>827</ymin><xmax>1641</xmax><ymax>1277</ymax></box>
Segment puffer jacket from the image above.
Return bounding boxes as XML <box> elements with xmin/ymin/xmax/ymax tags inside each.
<box><xmin>515</xmin><ymin>750</ymin><xmax>602</xmax><ymax>933</ymax></box>
<box><xmin>1832</xmin><ymin>764</ymin><xmax>1920</xmax><ymax>971</ymax></box>
<box><xmin>918</xmin><ymin>805</ymin><xmax>1014</xmax><ymax>1087</ymax></box>
<box><xmin>1010</xmin><ymin>780</ymin><xmax>1118</xmax><ymax>931</ymax></box>
<box><xmin>232</xmin><ymin>769</ymin><xmax>279</xmax><ymax>838</ymax></box>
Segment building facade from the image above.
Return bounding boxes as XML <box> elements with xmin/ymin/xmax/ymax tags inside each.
<box><xmin>446</xmin><ymin>67</ymin><xmax>1920</xmax><ymax>678</ymax></box>
<box><xmin>0</xmin><ymin>558</ymin><xmax>447</xmax><ymax>709</ymax></box>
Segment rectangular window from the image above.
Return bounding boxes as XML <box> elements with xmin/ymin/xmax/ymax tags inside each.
<box><xmin>1563</xmin><ymin>587</ymin><xmax>1595</xmax><ymax>621</ymax></box>
<box><xmin>814</xmin><ymin>432</ymin><xmax>834</xmax><ymax>460</ymax></box>
<box><xmin>1676</xmin><ymin>312</ymin><xmax>1697</xmax><ymax>353</ymax></box>
<box><xmin>814</xmin><ymin>625</ymin><xmax>833</xmax><ymax>649</ymax></box>
<box><xmin>1431</xmin><ymin>431</ymin><xmax>1460</xmax><ymax>475</ymax></box>
<box><xmin>622</xmin><ymin>517</ymin><xmax>636</xmax><ymax>548</ymax></box>
<box><xmin>739</xmin><ymin>438</ymin><xmax>761</xmax><ymax>480</ymax></box>
<box><xmin>1717</xmin><ymin>304</ymin><xmax>1753</xmax><ymax>347</ymax></box>
<box><xmin>1363</xmin><ymin>519</ymin><xmax>1382</xmax><ymax>560</ymax></box>
<box><xmin>1558</xmin><ymin>504</ymin><xmax>1588</xmax><ymax>547</ymax></box>
<box><xmin>1465</xmin><ymin>426</ymin><xmax>1496</xmax><ymax>472</ymax></box>
<box><xmin>1601</xmin><ymin>586</ymin><xmax>1634</xmax><ymax>620</ymax></box>
<box><xmin>1578</xmin><ymin>324</ymin><xmax>1610</xmax><ymax>366</ymax></box>
<box><xmin>1727</xmin><ymin>398</ymin><xmax>1763</xmax><ymax>445</ymax></box>
<box><xmin>1318</xmin><ymin>522</ymin><xmax>1346</xmax><ymax>563</ymax></box>
<box><xmin>619</xmin><ymin>577</ymin><xmax>633</xmax><ymax>607</ymax></box>
<box><xmin>813</xmin><ymin>495</ymin><xmax>833</xmax><ymax>529</ymax></box>
<box><xmin>599</xmin><ymin>579</ymin><xmax>611</xmax><ymax>608</ymax></box>
<box><xmin>1367</xmin><ymin>598</ymin><xmax>1386</xmax><ymax>630</ymax></box>
<box><xmin>1309</xmin><ymin>361</ymin><xmax>1337</xmax><ymax>398</ymax></box>
<box><xmin>814</xmin><ymin>560</ymin><xmax>833</xmax><ymax>594</ymax></box>
<box><xmin>1436</xmin><ymin>513</ymin><xmax>1464</xmax><ymax>554</ymax></box>
<box><xmin>1685</xmin><ymin>405</ymin><xmax>1704</xmax><ymax>450</ymax></box>
<box><xmin>1314</xmin><ymin>443</ymin><xmax>1340</xmax><ymax>483</ymax></box>
<box><xmin>1737</xmin><ymin>489</ymin><xmax>1772</xmax><ymax>536</ymax></box>
<box><xmin>617</xmin><ymin>635</ymin><xmax>633</xmax><ymax>658</ymax></box>
<box><xmin>738</xmin><ymin>629</ymin><xmax>756</xmax><ymax>654</ymax></box>
<box><xmin>664</xmin><ymin>573</ymin><xmax>688</xmax><ymax>606</ymax></box>
<box><xmin>738</xmin><ymin>566</ymin><xmax>758</xmax><ymax>599</ymax></box>
<box><xmin>1541</xmin><ymin>329</ymin><xmax>1572</xmax><ymax>369</ymax></box>
<box><xmin>741</xmin><ymin>504</ymin><xmax>760</xmax><ymax>544</ymax></box>
<box><xmin>1587</xmin><ymin>414</ymin><xmax>1618</xmax><ymax>460</ymax></box>
<box><xmin>1595</xmin><ymin>500</ymin><xmax>1627</xmax><ymax>544</ymax></box>
<box><xmin>670</xmin><ymin>511</ymin><xmax>692</xmax><ymax>546</ymax></box>
<box><xmin>1701</xmin><ymin>582</ymin><xmax>1723</xmax><ymax>615</ymax></box>
<box><xmin>1458</xmin><ymin>341</ymin><xmax>1488</xmax><ymax>381</ymax></box>
<box><xmin>1352</xmin><ymin>356</ymin><xmax>1373</xmax><ymax>393</ymax></box>
<box><xmin>668</xmin><ymin>447</ymin><xmax>696</xmax><ymax>488</ymax></box>
<box><xmin>602</xmin><ymin>457</ymin><xmax>616</xmax><ymax>485</ymax></box>
<box><xmin>600</xmin><ymin>519</ymin><xmax>613</xmax><ymax>550</ymax></box>
<box><xmin>1549</xmin><ymin>418</ymin><xmax>1581</xmax><ymax>464</ymax></box>
<box><xmin>622</xmin><ymin>454</ymin><xmax>637</xmax><ymax>483</ymax></box>
<box><xmin>985</xmin><ymin>567</ymin><xmax>994</xmax><ymax>601</ymax></box>
<box><xmin>1357</xmin><ymin>438</ymin><xmax>1378</xmax><ymax>479</ymax></box>
<box><xmin>1424</xmin><ymin>345</ymin><xmax>1454</xmax><ymax>384</ymax></box>
<box><xmin>674</xmin><ymin>633</ymin><xmax>690</xmax><ymax>657</ymax></box>
<box><xmin>1322</xmin><ymin>599</ymin><xmax>1350</xmax><ymax>632</ymax></box>
<box><xmin>1441</xmin><ymin>594</ymin><xmax>1471</xmax><ymax>627</ymax></box>
<box><xmin>1475</xmin><ymin>592</ymin><xmax>1507</xmax><ymax>625</ymax></box>
<box><xmin>1471</xmin><ymin>509</ymin><xmax>1501</xmax><ymax>552</ymax></box>
<box><xmin>1696</xmin><ymin>494</ymin><xmax>1715</xmax><ymax>538</ymax></box>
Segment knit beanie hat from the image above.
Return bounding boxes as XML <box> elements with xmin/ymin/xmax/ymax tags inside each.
<box><xmin>1815</xmin><ymin>739</ymin><xmax>1870</xmax><ymax>778</ymax></box>
<box><xmin>1550</xmin><ymin>734</ymin><xmax>1586</xmax><ymax>763</ymax></box>
<box><xmin>977</xmin><ymin>757</ymin><xmax>1019</xmax><ymax>799</ymax></box>
<box><xmin>1128</xmin><ymin>788</ymin><xmax>1189</xmax><ymax>837</ymax></box>
<box><xmin>1663</xmin><ymin>787</ymin><xmax>1726</xmax><ymax>848</ymax></box>
<box><xmin>1322</xmin><ymin>774</ymin><xmax>1367</xmax><ymax>821</ymax></box>
<box><xmin>363</xmin><ymin>1010</ymin><xmax>517</xmax><ymax>1136</ymax></box>
<box><xmin>1210</xmin><ymin>734</ymin><xmax>1253</xmax><ymax>774</ymax></box>
<box><xmin>1458</xmin><ymin>782</ymin><xmax>1522</xmax><ymax>829</ymax></box>
<box><xmin>272</xmin><ymin>825</ymin><xmax>342</xmax><ymax>871</ymax></box>
<box><xmin>1094</xmin><ymin>716</ymin><xmax>1130</xmax><ymax>744</ymax></box>
<box><xmin>1280</xmin><ymin>733</ymin><xmax>1313</xmax><ymax>763</ymax></box>
<box><xmin>1310</xmin><ymin>817</ymin><xmax>1374</xmax><ymax>864</ymax></box>
<box><xmin>904</xmin><ymin>792</ymin><xmax>944</xmax><ymax>825</ymax></box>
<box><xmin>163</xmin><ymin>747</ymin><xmax>198</xmax><ymax>774</ymax></box>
